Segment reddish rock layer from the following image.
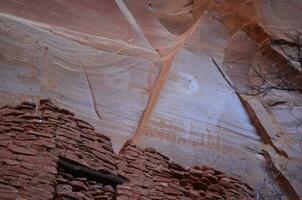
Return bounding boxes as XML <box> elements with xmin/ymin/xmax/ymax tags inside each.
<box><xmin>0</xmin><ymin>100</ymin><xmax>254</xmax><ymax>199</ymax></box>
<box><xmin>55</xmin><ymin>167</ymin><xmax>116</xmax><ymax>200</ymax></box>
<box><xmin>117</xmin><ymin>143</ymin><xmax>254</xmax><ymax>200</ymax></box>
<box><xmin>0</xmin><ymin>99</ymin><xmax>118</xmax><ymax>199</ymax></box>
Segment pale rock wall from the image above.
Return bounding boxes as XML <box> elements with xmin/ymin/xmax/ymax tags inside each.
<box><xmin>0</xmin><ymin>1</ymin><xmax>301</xmax><ymax>199</ymax></box>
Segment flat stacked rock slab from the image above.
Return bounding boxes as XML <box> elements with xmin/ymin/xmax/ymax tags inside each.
<box><xmin>117</xmin><ymin>144</ymin><xmax>254</xmax><ymax>200</ymax></box>
<box><xmin>0</xmin><ymin>100</ymin><xmax>254</xmax><ymax>199</ymax></box>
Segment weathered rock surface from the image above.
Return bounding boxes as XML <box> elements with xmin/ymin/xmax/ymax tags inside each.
<box><xmin>0</xmin><ymin>1</ymin><xmax>302</xmax><ymax>199</ymax></box>
<box><xmin>0</xmin><ymin>100</ymin><xmax>254</xmax><ymax>199</ymax></box>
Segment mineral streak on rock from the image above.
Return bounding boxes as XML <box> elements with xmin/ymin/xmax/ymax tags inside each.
<box><xmin>0</xmin><ymin>100</ymin><xmax>254</xmax><ymax>199</ymax></box>
<box><xmin>0</xmin><ymin>0</ymin><xmax>302</xmax><ymax>199</ymax></box>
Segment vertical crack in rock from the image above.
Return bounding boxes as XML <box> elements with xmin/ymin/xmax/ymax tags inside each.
<box><xmin>239</xmin><ymin>97</ymin><xmax>288</xmax><ymax>158</ymax></box>
<box><xmin>0</xmin><ymin>1</ymin><xmax>301</xmax><ymax>199</ymax></box>
<box><xmin>40</xmin><ymin>45</ymin><xmax>51</xmax><ymax>94</ymax></box>
<box><xmin>211</xmin><ymin>57</ymin><xmax>234</xmax><ymax>90</ymax></box>
<box><xmin>212</xmin><ymin>57</ymin><xmax>301</xmax><ymax>200</ymax></box>
<box><xmin>114</xmin><ymin>0</ymin><xmax>157</xmax><ymax>55</ymax></box>
<box><xmin>263</xmin><ymin>151</ymin><xmax>300</xmax><ymax>200</ymax></box>
<box><xmin>80</xmin><ymin>60</ymin><xmax>103</xmax><ymax>120</ymax></box>
<box><xmin>0</xmin><ymin>100</ymin><xmax>255</xmax><ymax>199</ymax></box>
<box><xmin>212</xmin><ymin>56</ymin><xmax>288</xmax><ymax>157</ymax></box>
<box><xmin>132</xmin><ymin>53</ymin><xmax>175</xmax><ymax>143</ymax></box>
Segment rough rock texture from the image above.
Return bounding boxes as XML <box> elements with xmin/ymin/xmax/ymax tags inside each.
<box><xmin>0</xmin><ymin>1</ymin><xmax>302</xmax><ymax>199</ymax></box>
<box><xmin>117</xmin><ymin>143</ymin><xmax>254</xmax><ymax>200</ymax></box>
<box><xmin>0</xmin><ymin>100</ymin><xmax>119</xmax><ymax>199</ymax></box>
<box><xmin>0</xmin><ymin>100</ymin><xmax>254</xmax><ymax>199</ymax></box>
<box><xmin>55</xmin><ymin>167</ymin><xmax>116</xmax><ymax>200</ymax></box>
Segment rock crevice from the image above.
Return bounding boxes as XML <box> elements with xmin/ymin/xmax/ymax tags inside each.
<box><xmin>0</xmin><ymin>100</ymin><xmax>255</xmax><ymax>199</ymax></box>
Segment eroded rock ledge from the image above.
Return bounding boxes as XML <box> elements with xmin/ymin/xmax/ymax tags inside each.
<box><xmin>0</xmin><ymin>100</ymin><xmax>254</xmax><ymax>200</ymax></box>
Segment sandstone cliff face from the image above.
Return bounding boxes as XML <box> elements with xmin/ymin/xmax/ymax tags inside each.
<box><xmin>0</xmin><ymin>100</ymin><xmax>254</xmax><ymax>199</ymax></box>
<box><xmin>0</xmin><ymin>1</ymin><xmax>301</xmax><ymax>199</ymax></box>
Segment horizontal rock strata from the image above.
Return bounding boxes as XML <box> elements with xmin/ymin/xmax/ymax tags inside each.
<box><xmin>117</xmin><ymin>143</ymin><xmax>254</xmax><ymax>200</ymax></box>
<box><xmin>0</xmin><ymin>100</ymin><xmax>254</xmax><ymax>199</ymax></box>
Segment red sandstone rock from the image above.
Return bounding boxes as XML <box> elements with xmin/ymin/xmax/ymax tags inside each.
<box><xmin>0</xmin><ymin>100</ymin><xmax>255</xmax><ymax>200</ymax></box>
<box><xmin>69</xmin><ymin>180</ymin><xmax>88</xmax><ymax>192</ymax></box>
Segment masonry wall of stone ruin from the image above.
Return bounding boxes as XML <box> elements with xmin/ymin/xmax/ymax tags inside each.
<box><xmin>1</xmin><ymin>1</ymin><xmax>302</xmax><ymax>199</ymax></box>
<box><xmin>0</xmin><ymin>100</ymin><xmax>254</xmax><ymax>200</ymax></box>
